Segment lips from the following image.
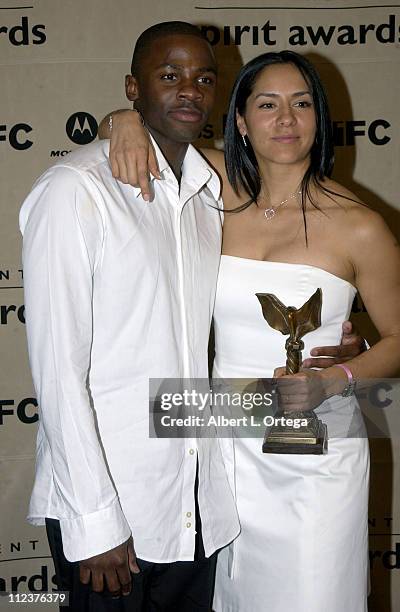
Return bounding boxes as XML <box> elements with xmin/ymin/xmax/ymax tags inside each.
<box><xmin>168</xmin><ymin>106</ymin><xmax>204</xmax><ymax>123</ymax></box>
<box><xmin>272</xmin><ymin>136</ymin><xmax>300</xmax><ymax>143</ymax></box>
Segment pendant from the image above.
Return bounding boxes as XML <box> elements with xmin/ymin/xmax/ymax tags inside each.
<box><xmin>264</xmin><ymin>208</ymin><xmax>275</xmax><ymax>220</ymax></box>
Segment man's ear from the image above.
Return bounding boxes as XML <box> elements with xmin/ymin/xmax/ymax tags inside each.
<box><xmin>125</xmin><ymin>75</ymin><xmax>139</xmax><ymax>102</ymax></box>
<box><xmin>236</xmin><ymin>109</ymin><xmax>247</xmax><ymax>137</ymax></box>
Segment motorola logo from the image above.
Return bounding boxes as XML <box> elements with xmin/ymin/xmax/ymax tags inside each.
<box><xmin>66</xmin><ymin>112</ymin><xmax>98</xmax><ymax>145</ymax></box>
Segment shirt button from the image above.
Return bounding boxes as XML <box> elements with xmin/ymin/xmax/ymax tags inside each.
<box><xmin>186</xmin><ymin>512</ymin><xmax>192</xmax><ymax>518</ymax></box>
<box><xmin>189</xmin><ymin>449</ymin><xmax>195</xmax><ymax>455</ymax></box>
<box><xmin>186</xmin><ymin>522</ymin><xmax>192</xmax><ymax>528</ymax></box>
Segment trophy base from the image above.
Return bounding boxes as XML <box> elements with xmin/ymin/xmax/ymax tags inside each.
<box><xmin>262</xmin><ymin>411</ymin><xmax>328</xmax><ymax>455</ymax></box>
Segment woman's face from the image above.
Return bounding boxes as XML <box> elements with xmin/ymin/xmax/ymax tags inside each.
<box><xmin>237</xmin><ymin>62</ymin><xmax>317</xmax><ymax>167</ymax></box>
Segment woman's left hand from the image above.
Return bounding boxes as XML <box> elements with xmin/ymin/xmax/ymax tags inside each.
<box><xmin>273</xmin><ymin>367</ymin><xmax>328</xmax><ymax>413</ymax></box>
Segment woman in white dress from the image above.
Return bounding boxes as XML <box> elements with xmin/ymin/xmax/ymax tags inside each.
<box><xmin>205</xmin><ymin>51</ymin><xmax>400</xmax><ymax>612</ymax></box>
<box><xmin>103</xmin><ymin>50</ymin><xmax>400</xmax><ymax>611</ymax></box>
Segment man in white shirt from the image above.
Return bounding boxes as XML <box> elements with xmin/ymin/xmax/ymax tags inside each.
<box><xmin>20</xmin><ymin>21</ymin><xmax>239</xmax><ymax>611</ymax></box>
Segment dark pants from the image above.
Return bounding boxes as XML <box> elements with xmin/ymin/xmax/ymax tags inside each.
<box><xmin>45</xmin><ymin>474</ymin><xmax>217</xmax><ymax>611</ymax></box>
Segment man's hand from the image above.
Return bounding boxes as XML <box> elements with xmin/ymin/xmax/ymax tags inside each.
<box><xmin>108</xmin><ymin>110</ymin><xmax>160</xmax><ymax>199</ymax></box>
<box><xmin>302</xmin><ymin>320</ymin><xmax>366</xmax><ymax>369</ymax></box>
<box><xmin>79</xmin><ymin>536</ymin><xmax>140</xmax><ymax>597</ymax></box>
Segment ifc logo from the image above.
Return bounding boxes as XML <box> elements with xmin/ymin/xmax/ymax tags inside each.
<box><xmin>66</xmin><ymin>112</ymin><xmax>98</xmax><ymax>145</ymax></box>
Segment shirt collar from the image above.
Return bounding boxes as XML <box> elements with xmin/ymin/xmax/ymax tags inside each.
<box><xmin>181</xmin><ymin>143</ymin><xmax>221</xmax><ymax>201</ymax></box>
<box><xmin>129</xmin><ymin>135</ymin><xmax>221</xmax><ymax>201</ymax></box>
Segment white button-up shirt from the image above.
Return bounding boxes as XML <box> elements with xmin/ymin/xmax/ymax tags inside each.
<box><xmin>20</xmin><ymin>139</ymin><xmax>239</xmax><ymax>563</ymax></box>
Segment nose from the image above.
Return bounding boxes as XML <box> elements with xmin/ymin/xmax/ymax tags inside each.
<box><xmin>277</xmin><ymin>104</ymin><xmax>296</xmax><ymax>127</ymax></box>
<box><xmin>177</xmin><ymin>78</ymin><xmax>203</xmax><ymax>102</ymax></box>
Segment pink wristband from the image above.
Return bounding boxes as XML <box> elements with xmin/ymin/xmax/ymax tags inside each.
<box><xmin>334</xmin><ymin>363</ymin><xmax>356</xmax><ymax>397</ymax></box>
<box><xmin>334</xmin><ymin>363</ymin><xmax>353</xmax><ymax>381</ymax></box>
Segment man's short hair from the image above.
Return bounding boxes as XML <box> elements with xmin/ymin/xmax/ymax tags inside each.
<box><xmin>131</xmin><ymin>21</ymin><xmax>208</xmax><ymax>76</ymax></box>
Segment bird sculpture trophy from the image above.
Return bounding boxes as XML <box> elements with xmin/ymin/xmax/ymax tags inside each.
<box><xmin>255</xmin><ymin>288</ymin><xmax>328</xmax><ymax>454</ymax></box>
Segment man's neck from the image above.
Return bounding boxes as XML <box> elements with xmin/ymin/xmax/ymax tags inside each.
<box><xmin>147</xmin><ymin>127</ymin><xmax>189</xmax><ymax>183</ymax></box>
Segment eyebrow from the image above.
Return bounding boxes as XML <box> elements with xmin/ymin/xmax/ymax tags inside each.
<box><xmin>255</xmin><ymin>90</ymin><xmax>311</xmax><ymax>99</ymax></box>
<box><xmin>156</xmin><ymin>63</ymin><xmax>217</xmax><ymax>74</ymax></box>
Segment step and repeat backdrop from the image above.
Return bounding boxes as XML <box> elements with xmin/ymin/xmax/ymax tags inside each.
<box><xmin>1</xmin><ymin>1</ymin><xmax>399</xmax><ymax>610</ymax></box>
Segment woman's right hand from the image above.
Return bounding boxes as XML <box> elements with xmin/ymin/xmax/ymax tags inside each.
<box><xmin>107</xmin><ymin>110</ymin><xmax>160</xmax><ymax>200</ymax></box>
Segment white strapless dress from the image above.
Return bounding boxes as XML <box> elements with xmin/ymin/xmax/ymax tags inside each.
<box><xmin>212</xmin><ymin>256</ymin><xmax>369</xmax><ymax>612</ymax></box>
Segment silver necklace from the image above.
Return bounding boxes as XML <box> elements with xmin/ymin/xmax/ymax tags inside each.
<box><xmin>262</xmin><ymin>190</ymin><xmax>301</xmax><ymax>220</ymax></box>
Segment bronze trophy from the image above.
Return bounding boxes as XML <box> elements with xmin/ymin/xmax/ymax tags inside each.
<box><xmin>255</xmin><ymin>288</ymin><xmax>328</xmax><ymax>455</ymax></box>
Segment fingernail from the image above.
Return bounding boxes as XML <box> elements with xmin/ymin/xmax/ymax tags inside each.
<box><xmin>143</xmin><ymin>193</ymin><xmax>149</xmax><ymax>202</ymax></box>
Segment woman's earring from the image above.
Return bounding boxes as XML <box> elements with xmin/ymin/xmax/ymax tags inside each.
<box><xmin>242</xmin><ymin>134</ymin><xmax>248</xmax><ymax>148</ymax></box>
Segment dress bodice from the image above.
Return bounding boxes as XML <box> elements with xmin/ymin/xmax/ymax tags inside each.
<box><xmin>213</xmin><ymin>255</ymin><xmax>363</xmax><ymax>437</ymax></box>
<box><xmin>213</xmin><ymin>255</ymin><xmax>357</xmax><ymax>378</ymax></box>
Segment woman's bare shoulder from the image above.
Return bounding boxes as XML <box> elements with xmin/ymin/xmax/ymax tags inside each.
<box><xmin>319</xmin><ymin>178</ymin><xmax>363</xmax><ymax>208</ymax></box>
<box><xmin>319</xmin><ymin>178</ymin><xmax>372</xmax><ymax>220</ymax></box>
<box><xmin>321</xmin><ymin>178</ymin><xmax>397</xmax><ymax>247</ymax></box>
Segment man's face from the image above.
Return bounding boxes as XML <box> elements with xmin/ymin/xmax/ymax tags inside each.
<box><xmin>126</xmin><ymin>34</ymin><xmax>217</xmax><ymax>145</ymax></box>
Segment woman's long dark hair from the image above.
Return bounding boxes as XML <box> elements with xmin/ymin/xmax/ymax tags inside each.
<box><xmin>224</xmin><ymin>50</ymin><xmax>338</xmax><ymax>240</ymax></box>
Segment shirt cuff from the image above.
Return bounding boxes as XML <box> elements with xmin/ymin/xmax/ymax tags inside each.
<box><xmin>59</xmin><ymin>497</ymin><xmax>131</xmax><ymax>562</ymax></box>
